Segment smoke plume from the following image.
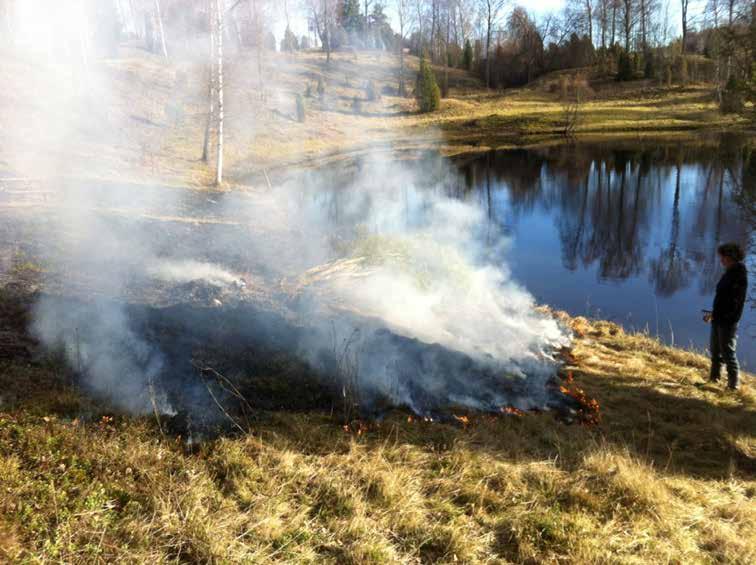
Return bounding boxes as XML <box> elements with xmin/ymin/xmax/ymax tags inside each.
<box><xmin>2</xmin><ymin>4</ymin><xmax>569</xmax><ymax>418</ymax></box>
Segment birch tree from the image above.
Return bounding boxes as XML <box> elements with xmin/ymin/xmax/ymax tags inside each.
<box><xmin>215</xmin><ymin>0</ymin><xmax>224</xmax><ymax>185</ymax></box>
<box><xmin>154</xmin><ymin>0</ymin><xmax>168</xmax><ymax>58</ymax></box>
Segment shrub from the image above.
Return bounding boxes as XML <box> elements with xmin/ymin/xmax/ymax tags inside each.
<box><xmin>616</xmin><ymin>51</ymin><xmax>634</xmax><ymax>82</ymax></box>
<box><xmin>317</xmin><ymin>76</ymin><xmax>325</xmax><ymax>100</ymax></box>
<box><xmin>644</xmin><ymin>53</ymin><xmax>656</xmax><ymax>80</ymax></box>
<box><xmin>720</xmin><ymin>76</ymin><xmax>745</xmax><ymax>114</ymax></box>
<box><xmin>416</xmin><ymin>55</ymin><xmax>440</xmax><ymax>113</ymax></box>
<box><xmin>295</xmin><ymin>94</ymin><xmax>306</xmax><ymax>123</ymax></box>
<box><xmin>365</xmin><ymin>80</ymin><xmax>380</xmax><ymax>101</ymax></box>
<box><xmin>352</xmin><ymin>96</ymin><xmax>362</xmax><ymax>114</ymax></box>
<box><xmin>676</xmin><ymin>56</ymin><xmax>689</xmax><ymax>85</ymax></box>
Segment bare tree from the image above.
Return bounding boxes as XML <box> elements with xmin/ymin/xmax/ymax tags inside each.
<box><xmin>481</xmin><ymin>0</ymin><xmax>506</xmax><ymax>88</ymax></box>
<box><xmin>622</xmin><ymin>0</ymin><xmax>633</xmax><ymax>51</ymax></box>
<box><xmin>680</xmin><ymin>0</ymin><xmax>689</xmax><ymax>53</ymax></box>
<box><xmin>309</xmin><ymin>0</ymin><xmax>335</xmax><ymax>64</ymax></box>
<box><xmin>396</xmin><ymin>0</ymin><xmax>415</xmax><ymax>95</ymax></box>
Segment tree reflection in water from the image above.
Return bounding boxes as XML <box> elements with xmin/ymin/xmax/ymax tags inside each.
<box><xmin>456</xmin><ymin>136</ymin><xmax>754</xmax><ymax>363</ymax></box>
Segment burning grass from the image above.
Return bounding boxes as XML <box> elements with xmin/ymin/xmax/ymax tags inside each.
<box><xmin>0</xmin><ymin>310</ymin><xmax>754</xmax><ymax>563</ymax></box>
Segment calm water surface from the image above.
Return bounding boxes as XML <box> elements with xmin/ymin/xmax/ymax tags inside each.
<box><xmin>454</xmin><ymin>138</ymin><xmax>755</xmax><ymax>368</ymax></box>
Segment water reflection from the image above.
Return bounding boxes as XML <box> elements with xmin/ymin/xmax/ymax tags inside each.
<box><xmin>455</xmin><ymin>136</ymin><xmax>754</xmax><ymax>366</ymax></box>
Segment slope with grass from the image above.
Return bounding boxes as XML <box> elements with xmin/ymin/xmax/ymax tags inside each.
<box><xmin>0</xmin><ymin>298</ymin><xmax>754</xmax><ymax>562</ymax></box>
<box><xmin>1</xmin><ymin>48</ymin><xmax>751</xmax><ymax>188</ymax></box>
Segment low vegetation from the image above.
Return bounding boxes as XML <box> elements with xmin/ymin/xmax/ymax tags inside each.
<box><xmin>0</xmin><ymin>304</ymin><xmax>753</xmax><ymax>562</ymax></box>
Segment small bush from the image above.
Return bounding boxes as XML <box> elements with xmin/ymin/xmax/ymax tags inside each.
<box><xmin>676</xmin><ymin>56</ymin><xmax>689</xmax><ymax>85</ymax></box>
<box><xmin>365</xmin><ymin>80</ymin><xmax>380</xmax><ymax>102</ymax></box>
<box><xmin>316</xmin><ymin>76</ymin><xmax>325</xmax><ymax>100</ymax></box>
<box><xmin>720</xmin><ymin>76</ymin><xmax>745</xmax><ymax>114</ymax></box>
<box><xmin>616</xmin><ymin>51</ymin><xmax>634</xmax><ymax>82</ymax></box>
<box><xmin>295</xmin><ymin>94</ymin><xmax>305</xmax><ymax>123</ymax></box>
<box><xmin>559</xmin><ymin>75</ymin><xmax>569</xmax><ymax>99</ymax></box>
<box><xmin>644</xmin><ymin>53</ymin><xmax>656</xmax><ymax>80</ymax></box>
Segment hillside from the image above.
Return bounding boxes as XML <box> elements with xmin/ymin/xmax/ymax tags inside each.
<box><xmin>1</xmin><ymin>48</ymin><xmax>750</xmax><ymax>188</ymax></box>
<box><xmin>0</xmin><ymin>290</ymin><xmax>754</xmax><ymax>562</ymax></box>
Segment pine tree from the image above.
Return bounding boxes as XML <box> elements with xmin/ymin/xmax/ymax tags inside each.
<box><xmin>462</xmin><ymin>39</ymin><xmax>473</xmax><ymax>71</ymax></box>
<box><xmin>416</xmin><ymin>55</ymin><xmax>440</xmax><ymax>112</ymax></box>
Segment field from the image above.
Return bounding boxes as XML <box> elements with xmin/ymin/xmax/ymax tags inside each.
<box><xmin>0</xmin><ymin>297</ymin><xmax>754</xmax><ymax>562</ymax></box>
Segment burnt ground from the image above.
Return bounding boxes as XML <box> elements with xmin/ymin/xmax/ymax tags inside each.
<box><xmin>0</xmin><ymin>184</ymin><xmax>581</xmax><ymax>439</ymax></box>
<box><xmin>0</xmin><ymin>278</ymin><xmax>582</xmax><ymax>442</ymax></box>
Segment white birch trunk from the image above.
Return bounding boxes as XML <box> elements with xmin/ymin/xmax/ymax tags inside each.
<box><xmin>215</xmin><ymin>0</ymin><xmax>224</xmax><ymax>186</ymax></box>
<box><xmin>202</xmin><ymin>0</ymin><xmax>216</xmax><ymax>163</ymax></box>
<box><xmin>154</xmin><ymin>0</ymin><xmax>168</xmax><ymax>58</ymax></box>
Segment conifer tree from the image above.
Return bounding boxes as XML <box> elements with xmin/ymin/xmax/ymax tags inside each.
<box><xmin>416</xmin><ymin>54</ymin><xmax>440</xmax><ymax>112</ymax></box>
<box><xmin>462</xmin><ymin>39</ymin><xmax>473</xmax><ymax>71</ymax></box>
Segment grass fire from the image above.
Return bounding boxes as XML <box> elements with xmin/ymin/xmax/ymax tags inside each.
<box><xmin>1</xmin><ymin>1</ymin><xmax>755</xmax><ymax>562</ymax></box>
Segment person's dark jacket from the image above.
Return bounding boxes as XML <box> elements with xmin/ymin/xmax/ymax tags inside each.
<box><xmin>713</xmin><ymin>262</ymin><xmax>748</xmax><ymax>326</ymax></box>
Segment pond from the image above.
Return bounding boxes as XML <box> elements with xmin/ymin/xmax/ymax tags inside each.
<box><xmin>452</xmin><ymin>136</ymin><xmax>755</xmax><ymax>369</ymax></box>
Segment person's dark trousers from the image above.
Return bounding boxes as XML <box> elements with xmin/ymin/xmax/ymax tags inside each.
<box><xmin>710</xmin><ymin>323</ymin><xmax>739</xmax><ymax>389</ymax></box>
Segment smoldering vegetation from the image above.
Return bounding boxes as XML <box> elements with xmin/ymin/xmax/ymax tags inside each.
<box><xmin>1</xmin><ymin>2</ymin><xmax>572</xmax><ymax>432</ymax></box>
<box><xmin>21</xmin><ymin>156</ymin><xmax>574</xmax><ymax>431</ymax></box>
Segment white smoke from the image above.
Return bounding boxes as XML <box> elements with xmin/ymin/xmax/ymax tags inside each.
<box><xmin>2</xmin><ymin>4</ymin><xmax>569</xmax><ymax>417</ymax></box>
<box><xmin>146</xmin><ymin>260</ymin><xmax>238</xmax><ymax>287</ymax></box>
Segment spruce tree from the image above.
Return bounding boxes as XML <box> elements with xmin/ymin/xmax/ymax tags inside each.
<box><xmin>416</xmin><ymin>55</ymin><xmax>441</xmax><ymax>113</ymax></box>
<box><xmin>462</xmin><ymin>40</ymin><xmax>473</xmax><ymax>71</ymax></box>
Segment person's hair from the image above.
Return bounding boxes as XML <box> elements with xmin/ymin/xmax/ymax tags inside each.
<box><xmin>717</xmin><ymin>242</ymin><xmax>745</xmax><ymax>262</ymax></box>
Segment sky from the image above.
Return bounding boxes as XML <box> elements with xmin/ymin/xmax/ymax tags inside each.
<box><xmin>279</xmin><ymin>0</ymin><xmax>695</xmax><ymax>47</ymax></box>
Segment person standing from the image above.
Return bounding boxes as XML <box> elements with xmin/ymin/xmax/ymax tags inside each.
<box><xmin>703</xmin><ymin>243</ymin><xmax>749</xmax><ymax>390</ymax></box>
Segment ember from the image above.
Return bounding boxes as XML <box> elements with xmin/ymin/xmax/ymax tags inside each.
<box><xmin>557</xmin><ymin>372</ymin><xmax>600</xmax><ymax>426</ymax></box>
<box><xmin>452</xmin><ymin>414</ymin><xmax>470</xmax><ymax>426</ymax></box>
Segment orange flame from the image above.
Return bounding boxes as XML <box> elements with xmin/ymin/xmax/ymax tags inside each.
<box><xmin>453</xmin><ymin>414</ymin><xmax>470</xmax><ymax>426</ymax></box>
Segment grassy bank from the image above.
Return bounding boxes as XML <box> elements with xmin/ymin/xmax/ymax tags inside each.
<box><xmin>0</xmin><ymin>308</ymin><xmax>754</xmax><ymax>563</ymax></box>
<box><xmin>1</xmin><ymin>49</ymin><xmax>750</xmax><ymax>188</ymax></box>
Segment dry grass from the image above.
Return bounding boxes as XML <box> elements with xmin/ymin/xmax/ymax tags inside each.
<box><xmin>1</xmin><ymin>48</ymin><xmax>749</xmax><ymax>189</ymax></box>
<box><xmin>0</xmin><ymin>315</ymin><xmax>754</xmax><ymax>563</ymax></box>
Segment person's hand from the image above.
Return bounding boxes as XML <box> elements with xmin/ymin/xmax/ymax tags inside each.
<box><xmin>703</xmin><ymin>313</ymin><xmax>713</xmax><ymax>323</ymax></box>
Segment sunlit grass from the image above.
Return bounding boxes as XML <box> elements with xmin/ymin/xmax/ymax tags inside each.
<box><xmin>1</xmin><ymin>49</ymin><xmax>749</xmax><ymax>189</ymax></box>
<box><xmin>0</xmin><ymin>309</ymin><xmax>753</xmax><ymax>562</ymax></box>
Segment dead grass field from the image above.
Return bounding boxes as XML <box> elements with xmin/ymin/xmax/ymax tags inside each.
<box><xmin>0</xmin><ymin>310</ymin><xmax>753</xmax><ymax>563</ymax></box>
<box><xmin>1</xmin><ymin>48</ymin><xmax>750</xmax><ymax>189</ymax></box>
